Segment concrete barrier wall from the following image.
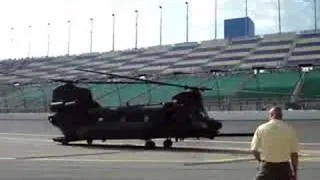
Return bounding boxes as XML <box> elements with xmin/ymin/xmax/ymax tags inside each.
<box><xmin>0</xmin><ymin>113</ymin><xmax>48</xmax><ymax>120</ymax></box>
<box><xmin>0</xmin><ymin>110</ymin><xmax>319</xmax><ymax>121</ymax></box>
<box><xmin>208</xmin><ymin>110</ymin><xmax>320</xmax><ymax>121</ymax></box>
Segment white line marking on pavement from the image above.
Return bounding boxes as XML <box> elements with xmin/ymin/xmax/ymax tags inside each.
<box><xmin>184</xmin><ymin>139</ymin><xmax>320</xmax><ymax>146</ymax></box>
<box><xmin>0</xmin><ymin>132</ymin><xmax>58</xmax><ymax>137</ymax></box>
<box><xmin>27</xmin><ymin>157</ymin><xmax>255</xmax><ymax>164</ymax></box>
<box><xmin>0</xmin><ymin>157</ymin><xmax>15</xmax><ymax>160</ymax></box>
<box><xmin>0</xmin><ymin>133</ymin><xmax>319</xmax><ymax>146</ymax></box>
<box><xmin>0</xmin><ymin>137</ymin><xmax>50</xmax><ymax>142</ymax></box>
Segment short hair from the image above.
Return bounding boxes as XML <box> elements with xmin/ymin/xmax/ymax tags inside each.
<box><xmin>270</xmin><ymin>106</ymin><xmax>283</xmax><ymax>120</ymax></box>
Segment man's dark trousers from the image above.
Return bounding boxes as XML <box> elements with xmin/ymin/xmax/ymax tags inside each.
<box><xmin>255</xmin><ymin>161</ymin><xmax>292</xmax><ymax>180</ymax></box>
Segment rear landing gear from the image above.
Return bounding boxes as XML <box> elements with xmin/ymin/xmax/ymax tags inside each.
<box><xmin>163</xmin><ymin>139</ymin><xmax>173</xmax><ymax>149</ymax></box>
<box><xmin>145</xmin><ymin>140</ymin><xmax>156</xmax><ymax>149</ymax></box>
<box><xmin>61</xmin><ymin>138</ymin><xmax>69</xmax><ymax>145</ymax></box>
<box><xmin>86</xmin><ymin>139</ymin><xmax>93</xmax><ymax>145</ymax></box>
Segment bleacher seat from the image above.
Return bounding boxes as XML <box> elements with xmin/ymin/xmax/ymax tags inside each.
<box><xmin>0</xmin><ymin>31</ymin><xmax>320</xmax><ymax>112</ymax></box>
<box><xmin>205</xmin><ymin>36</ymin><xmax>261</xmax><ymax>69</ymax></box>
<box><xmin>236</xmin><ymin>71</ymin><xmax>300</xmax><ymax>98</ymax></box>
<box><xmin>287</xmin><ymin>32</ymin><xmax>320</xmax><ymax>66</ymax></box>
<box><xmin>300</xmin><ymin>70</ymin><xmax>320</xmax><ymax>98</ymax></box>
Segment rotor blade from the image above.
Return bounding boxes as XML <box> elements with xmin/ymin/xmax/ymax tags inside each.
<box><xmin>236</xmin><ymin>89</ymin><xmax>293</xmax><ymax>96</ymax></box>
<box><xmin>0</xmin><ymin>71</ymin><xmax>50</xmax><ymax>83</ymax></box>
<box><xmin>76</xmin><ymin>68</ymin><xmax>213</xmax><ymax>91</ymax></box>
<box><xmin>0</xmin><ymin>71</ymin><xmax>144</xmax><ymax>85</ymax></box>
<box><xmin>79</xmin><ymin>80</ymin><xmax>149</xmax><ymax>84</ymax></box>
<box><xmin>216</xmin><ymin>132</ymin><xmax>254</xmax><ymax>137</ymax></box>
<box><xmin>0</xmin><ymin>71</ymin><xmax>79</xmax><ymax>84</ymax></box>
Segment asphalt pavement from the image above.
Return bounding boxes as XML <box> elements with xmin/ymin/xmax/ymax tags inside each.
<box><xmin>0</xmin><ymin>118</ymin><xmax>319</xmax><ymax>180</ymax></box>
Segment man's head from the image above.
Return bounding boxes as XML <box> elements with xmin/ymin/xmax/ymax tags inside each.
<box><xmin>268</xmin><ymin>106</ymin><xmax>283</xmax><ymax>120</ymax></box>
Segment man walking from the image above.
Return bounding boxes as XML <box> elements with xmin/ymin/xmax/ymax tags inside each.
<box><xmin>251</xmin><ymin>106</ymin><xmax>299</xmax><ymax>180</ymax></box>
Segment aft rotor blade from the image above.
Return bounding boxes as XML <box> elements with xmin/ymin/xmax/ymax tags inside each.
<box><xmin>80</xmin><ymin>80</ymin><xmax>148</xmax><ymax>84</ymax></box>
<box><xmin>236</xmin><ymin>89</ymin><xmax>293</xmax><ymax>96</ymax></box>
<box><xmin>76</xmin><ymin>68</ymin><xmax>213</xmax><ymax>91</ymax></box>
<box><xmin>0</xmin><ymin>71</ymin><xmax>76</xmax><ymax>84</ymax></box>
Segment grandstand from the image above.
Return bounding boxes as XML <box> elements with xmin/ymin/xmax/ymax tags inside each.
<box><xmin>0</xmin><ymin>30</ymin><xmax>320</xmax><ymax>112</ymax></box>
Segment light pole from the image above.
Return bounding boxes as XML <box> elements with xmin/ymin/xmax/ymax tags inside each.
<box><xmin>10</xmin><ymin>27</ymin><xmax>14</xmax><ymax>43</ymax></box>
<box><xmin>314</xmin><ymin>0</ymin><xmax>317</xmax><ymax>31</ymax></box>
<box><xmin>67</xmin><ymin>20</ymin><xmax>71</xmax><ymax>55</ymax></box>
<box><xmin>10</xmin><ymin>27</ymin><xmax>14</xmax><ymax>59</ymax></box>
<box><xmin>211</xmin><ymin>69</ymin><xmax>222</xmax><ymax>110</ymax></box>
<box><xmin>28</xmin><ymin>25</ymin><xmax>32</xmax><ymax>58</ymax></box>
<box><xmin>214</xmin><ymin>0</ymin><xmax>217</xmax><ymax>39</ymax></box>
<box><xmin>277</xmin><ymin>0</ymin><xmax>281</xmax><ymax>33</ymax></box>
<box><xmin>159</xmin><ymin>5</ymin><xmax>163</xmax><ymax>46</ymax></box>
<box><xmin>135</xmin><ymin>10</ymin><xmax>138</xmax><ymax>49</ymax></box>
<box><xmin>90</xmin><ymin>18</ymin><xmax>94</xmax><ymax>53</ymax></box>
<box><xmin>244</xmin><ymin>0</ymin><xmax>248</xmax><ymax>37</ymax></box>
<box><xmin>185</xmin><ymin>1</ymin><xmax>189</xmax><ymax>42</ymax></box>
<box><xmin>112</xmin><ymin>13</ymin><xmax>115</xmax><ymax>51</ymax></box>
<box><xmin>47</xmin><ymin>22</ymin><xmax>51</xmax><ymax>57</ymax></box>
<box><xmin>245</xmin><ymin>0</ymin><xmax>248</xmax><ymax>17</ymax></box>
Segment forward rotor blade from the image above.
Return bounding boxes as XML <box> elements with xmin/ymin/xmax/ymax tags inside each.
<box><xmin>76</xmin><ymin>68</ymin><xmax>213</xmax><ymax>91</ymax></box>
<box><xmin>0</xmin><ymin>71</ymin><xmax>49</xmax><ymax>83</ymax></box>
<box><xmin>0</xmin><ymin>71</ymin><xmax>77</xmax><ymax>84</ymax></box>
<box><xmin>0</xmin><ymin>71</ymin><xmax>144</xmax><ymax>85</ymax></box>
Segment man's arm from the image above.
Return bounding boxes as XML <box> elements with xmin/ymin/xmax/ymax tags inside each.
<box><xmin>290</xmin><ymin>130</ymin><xmax>299</xmax><ymax>178</ymax></box>
<box><xmin>250</xmin><ymin>128</ymin><xmax>261</xmax><ymax>162</ymax></box>
<box><xmin>252</xmin><ymin>150</ymin><xmax>261</xmax><ymax>162</ymax></box>
<box><xmin>291</xmin><ymin>152</ymin><xmax>298</xmax><ymax>177</ymax></box>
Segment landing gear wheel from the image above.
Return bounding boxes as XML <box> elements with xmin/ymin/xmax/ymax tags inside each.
<box><xmin>163</xmin><ymin>139</ymin><xmax>173</xmax><ymax>149</ymax></box>
<box><xmin>86</xmin><ymin>139</ymin><xmax>93</xmax><ymax>145</ymax></box>
<box><xmin>145</xmin><ymin>140</ymin><xmax>156</xmax><ymax>149</ymax></box>
<box><xmin>61</xmin><ymin>139</ymin><xmax>69</xmax><ymax>145</ymax></box>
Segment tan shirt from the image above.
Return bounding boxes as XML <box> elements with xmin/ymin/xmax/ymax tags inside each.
<box><xmin>251</xmin><ymin>119</ymin><xmax>299</xmax><ymax>162</ymax></box>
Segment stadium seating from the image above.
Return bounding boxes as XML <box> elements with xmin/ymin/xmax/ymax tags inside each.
<box><xmin>236</xmin><ymin>71</ymin><xmax>301</xmax><ymax>98</ymax></box>
<box><xmin>138</xmin><ymin>42</ymin><xmax>199</xmax><ymax>74</ymax></box>
<box><xmin>300</xmin><ymin>70</ymin><xmax>320</xmax><ymax>98</ymax></box>
<box><xmin>0</xmin><ymin>30</ymin><xmax>320</xmax><ymax>111</ymax></box>
<box><xmin>163</xmin><ymin>39</ymin><xmax>228</xmax><ymax>73</ymax></box>
<box><xmin>240</xmin><ymin>33</ymin><xmax>296</xmax><ymax>68</ymax></box>
<box><xmin>206</xmin><ymin>36</ymin><xmax>261</xmax><ymax>69</ymax></box>
<box><xmin>201</xmin><ymin>73</ymin><xmax>250</xmax><ymax>98</ymax></box>
<box><xmin>287</xmin><ymin>31</ymin><xmax>320</xmax><ymax>66</ymax></box>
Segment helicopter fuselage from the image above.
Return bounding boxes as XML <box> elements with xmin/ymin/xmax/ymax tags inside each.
<box><xmin>48</xmin><ymin>101</ymin><xmax>222</xmax><ymax>144</ymax></box>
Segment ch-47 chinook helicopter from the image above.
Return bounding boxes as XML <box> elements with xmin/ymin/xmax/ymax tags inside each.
<box><xmin>47</xmin><ymin>68</ymin><xmax>253</xmax><ymax>149</ymax></box>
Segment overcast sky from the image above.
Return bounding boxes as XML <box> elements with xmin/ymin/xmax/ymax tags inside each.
<box><xmin>0</xmin><ymin>0</ymin><xmax>318</xmax><ymax>60</ymax></box>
